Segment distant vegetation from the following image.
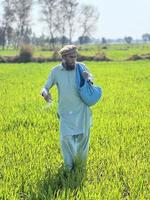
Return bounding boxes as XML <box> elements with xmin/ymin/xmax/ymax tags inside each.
<box><xmin>0</xmin><ymin>0</ymin><xmax>150</xmax><ymax>51</ymax></box>
<box><xmin>0</xmin><ymin>43</ymin><xmax>150</xmax><ymax>62</ymax></box>
<box><xmin>0</xmin><ymin>0</ymin><xmax>99</xmax><ymax>50</ymax></box>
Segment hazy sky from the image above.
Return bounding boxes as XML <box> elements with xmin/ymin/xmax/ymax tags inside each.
<box><xmin>31</xmin><ymin>0</ymin><xmax>150</xmax><ymax>39</ymax></box>
<box><xmin>81</xmin><ymin>0</ymin><xmax>150</xmax><ymax>39</ymax></box>
<box><xmin>1</xmin><ymin>0</ymin><xmax>150</xmax><ymax>39</ymax></box>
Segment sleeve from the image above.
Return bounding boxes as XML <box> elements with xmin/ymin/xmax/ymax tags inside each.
<box><xmin>41</xmin><ymin>68</ymin><xmax>56</xmax><ymax>94</ymax></box>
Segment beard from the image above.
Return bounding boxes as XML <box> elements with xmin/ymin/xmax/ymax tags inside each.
<box><xmin>62</xmin><ymin>61</ymin><xmax>75</xmax><ymax>70</ymax></box>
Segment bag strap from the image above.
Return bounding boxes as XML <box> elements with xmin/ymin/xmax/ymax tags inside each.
<box><xmin>77</xmin><ymin>63</ymin><xmax>86</xmax><ymax>87</ymax></box>
<box><xmin>76</xmin><ymin>63</ymin><xmax>90</xmax><ymax>89</ymax></box>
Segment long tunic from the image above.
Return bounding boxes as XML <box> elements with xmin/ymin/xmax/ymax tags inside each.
<box><xmin>43</xmin><ymin>62</ymin><xmax>92</xmax><ymax>137</ymax></box>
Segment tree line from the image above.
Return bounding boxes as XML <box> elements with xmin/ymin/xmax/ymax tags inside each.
<box><xmin>0</xmin><ymin>0</ymin><xmax>100</xmax><ymax>50</ymax></box>
<box><xmin>124</xmin><ymin>34</ymin><xmax>150</xmax><ymax>44</ymax></box>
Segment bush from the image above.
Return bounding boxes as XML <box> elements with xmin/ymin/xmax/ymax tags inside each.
<box><xmin>19</xmin><ymin>44</ymin><xmax>34</xmax><ymax>62</ymax></box>
<box><xmin>126</xmin><ymin>54</ymin><xmax>143</xmax><ymax>61</ymax></box>
<box><xmin>93</xmin><ymin>52</ymin><xmax>112</xmax><ymax>61</ymax></box>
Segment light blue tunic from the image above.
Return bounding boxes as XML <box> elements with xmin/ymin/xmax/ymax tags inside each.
<box><xmin>43</xmin><ymin>62</ymin><xmax>92</xmax><ymax>137</ymax></box>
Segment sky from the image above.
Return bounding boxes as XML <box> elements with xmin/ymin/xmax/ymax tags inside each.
<box><xmin>0</xmin><ymin>0</ymin><xmax>150</xmax><ymax>40</ymax></box>
<box><xmin>31</xmin><ymin>0</ymin><xmax>150</xmax><ymax>40</ymax></box>
<box><xmin>80</xmin><ymin>0</ymin><xmax>150</xmax><ymax>39</ymax></box>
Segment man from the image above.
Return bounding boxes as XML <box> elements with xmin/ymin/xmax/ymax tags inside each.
<box><xmin>41</xmin><ymin>45</ymin><xmax>92</xmax><ymax>171</ymax></box>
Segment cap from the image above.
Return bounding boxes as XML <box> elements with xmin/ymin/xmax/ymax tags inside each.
<box><xmin>58</xmin><ymin>45</ymin><xmax>78</xmax><ymax>56</ymax></box>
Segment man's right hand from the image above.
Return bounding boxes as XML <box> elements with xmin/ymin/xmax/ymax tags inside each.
<box><xmin>41</xmin><ymin>90</ymin><xmax>52</xmax><ymax>102</ymax></box>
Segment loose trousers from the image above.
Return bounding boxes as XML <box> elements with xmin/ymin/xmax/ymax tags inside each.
<box><xmin>60</xmin><ymin>130</ymin><xmax>90</xmax><ymax>170</ymax></box>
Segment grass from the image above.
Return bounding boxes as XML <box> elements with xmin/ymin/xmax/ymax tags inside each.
<box><xmin>79</xmin><ymin>43</ymin><xmax>150</xmax><ymax>60</ymax></box>
<box><xmin>0</xmin><ymin>43</ymin><xmax>150</xmax><ymax>60</ymax></box>
<box><xmin>0</xmin><ymin>60</ymin><xmax>150</xmax><ymax>199</ymax></box>
<box><xmin>0</xmin><ymin>49</ymin><xmax>53</xmax><ymax>58</ymax></box>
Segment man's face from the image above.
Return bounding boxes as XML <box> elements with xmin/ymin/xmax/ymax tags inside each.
<box><xmin>64</xmin><ymin>52</ymin><xmax>77</xmax><ymax>66</ymax></box>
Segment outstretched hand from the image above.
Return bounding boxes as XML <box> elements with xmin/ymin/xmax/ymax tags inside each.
<box><xmin>42</xmin><ymin>90</ymin><xmax>52</xmax><ymax>102</ymax></box>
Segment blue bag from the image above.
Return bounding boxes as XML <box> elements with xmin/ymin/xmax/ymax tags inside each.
<box><xmin>76</xmin><ymin>63</ymin><xmax>102</xmax><ymax>106</ymax></box>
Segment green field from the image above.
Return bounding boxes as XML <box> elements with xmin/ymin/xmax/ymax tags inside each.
<box><xmin>0</xmin><ymin>43</ymin><xmax>150</xmax><ymax>61</ymax></box>
<box><xmin>0</xmin><ymin>60</ymin><xmax>150</xmax><ymax>199</ymax></box>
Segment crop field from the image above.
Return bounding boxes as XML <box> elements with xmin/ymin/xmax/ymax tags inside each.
<box><xmin>0</xmin><ymin>60</ymin><xmax>150</xmax><ymax>199</ymax></box>
<box><xmin>1</xmin><ymin>43</ymin><xmax>150</xmax><ymax>60</ymax></box>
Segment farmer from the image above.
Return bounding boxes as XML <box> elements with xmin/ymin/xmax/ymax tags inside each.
<box><xmin>41</xmin><ymin>45</ymin><xmax>92</xmax><ymax>171</ymax></box>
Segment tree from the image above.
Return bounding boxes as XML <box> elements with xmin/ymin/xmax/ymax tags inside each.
<box><xmin>101</xmin><ymin>37</ymin><xmax>107</xmax><ymax>45</ymax></box>
<box><xmin>142</xmin><ymin>33</ymin><xmax>150</xmax><ymax>42</ymax></box>
<box><xmin>38</xmin><ymin>34</ymin><xmax>46</xmax><ymax>47</ymax></box>
<box><xmin>38</xmin><ymin>0</ymin><xmax>58</xmax><ymax>49</ymax></box>
<box><xmin>59</xmin><ymin>36</ymin><xmax>69</xmax><ymax>45</ymax></box>
<box><xmin>78</xmin><ymin>4</ymin><xmax>100</xmax><ymax>38</ymax></box>
<box><xmin>124</xmin><ymin>36</ymin><xmax>133</xmax><ymax>44</ymax></box>
<box><xmin>54</xmin><ymin>0</ymin><xmax>78</xmax><ymax>45</ymax></box>
<box><xmin>78</xmin><ymin>35</ymin><xmax>91</xmax><ymax>44</ymax></box>
<box><xmin>65</xmin><ymin>0</ymin><xmax>78</xmax><ymax>44</ymax></box>
<box><xmin>23</xmin><ymin>27</ymin><xmax>32</xmax><ymax>44</ymax></box>
<box><xmin>0</xmin><ymin>27</ymin><xmax>5</xmax><ymax>49</ymax></box>
<box><xmin>1</xmin><ymin>0</ymin><xmax>15</xmax><ymax>49</ymax></box>
<box><xmin>6</xmin><ymin>26</ymin><xmax>14</xmax><ymax>47</ymax></box>
<box><xmin>54</xmin><ymin>0</ymin><xmax>68</xmax><ymax>47</ymax></box>
<box><xmin>31</xmin><ymin>33</ymin><xmax>37</xmax><ymax>46</ymax></box>
<box><xmin>13</xmin><ymin>0</ymin><xmax>33</xmax><ymax>48</ymax></box>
